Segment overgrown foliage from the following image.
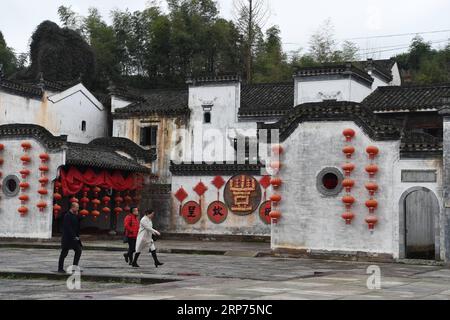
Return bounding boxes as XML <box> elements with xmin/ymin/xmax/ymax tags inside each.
<box><xmin>0</xmin><ymin>31</ymin><xmax>18</xmax><ymax>76</ymax></box>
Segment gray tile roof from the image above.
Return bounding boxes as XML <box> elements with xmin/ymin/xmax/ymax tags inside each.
<box><xmin>363</xmin><ymin>84</ymin><xmax>450</xmax><ymax>112</ymax></box>
<box><xmin>89</xmin><ymin>137</ymin><xmax>156</xmax><ymax>163</ymax></box>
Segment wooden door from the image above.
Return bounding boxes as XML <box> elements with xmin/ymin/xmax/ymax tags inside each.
<box><xmin>405</xmin><ymin>189</ymin><xmax>437</xmax><ymax>259</ymax></box>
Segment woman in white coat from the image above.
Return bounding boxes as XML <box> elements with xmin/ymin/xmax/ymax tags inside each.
<box><xmin>131</xmin><ymin>209</ymin><xmax>164</xmax><ymax>268</ymax></box>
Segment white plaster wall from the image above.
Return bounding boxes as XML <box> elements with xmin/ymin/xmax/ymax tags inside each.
<box><xmin>273</xmin><ymin>121</ymin><xmax>399</xmax><ymax>256</ymax></box>
<box><xmin>0</xmin><ymin>85</ymin><xmax>108</xmax><ymax>144</ymax></box>
<box><xmin>111</xmin><ymin>96</ymin><xmax>132</xmax><ymax>113</ymax></box>
<box><xmin>393</xmin><ymin>158</ymin><xmax>443</xmax><ymax>260</ymax></box>
<box><xmin>391</xmin><ymin>63</ymin><xmax>402</xmax><ymax>86</ymax></box>
<box><xmin>294</xmin><ymin>78</ymin><xmax>372</xmax><ymax>105</ymax></box>
<box><xmin>0</xmin><ymin>138</ymin><xmax>64</xmax><ymax>239</ymax></box>
<box><xmin>370</xmin><ymin>73</ymin><xmax>390</xmax><ymax>91</ymax></box>
<box><xmin>171</xmin><ymin>175</ymin><xmax>271</xmax><ymax>235</ymax></box>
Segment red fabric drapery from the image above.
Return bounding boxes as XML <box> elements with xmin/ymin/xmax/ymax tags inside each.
<box><xmin>60</xmin><ymin>167</ymin><xmax>144</xmax><ymax>196</ymax></box>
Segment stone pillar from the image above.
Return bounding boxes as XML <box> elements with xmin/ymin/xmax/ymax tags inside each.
<box><xmin>439</xmin><ymin>105</ymin><xmax>450</xmax><ymax>263</ymax></box>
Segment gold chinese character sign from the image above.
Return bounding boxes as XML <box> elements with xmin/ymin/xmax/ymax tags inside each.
<box><xmin>224</xmin><ymin>175</ymin><xmax>262</xmax><ymax>216</ymax></box>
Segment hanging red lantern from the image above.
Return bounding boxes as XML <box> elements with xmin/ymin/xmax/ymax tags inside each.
<box><xmin>92</xmin><ymin>199</ymin><xmax>101</xmax><ymax>209</ymax></box>
<box><xmin>366</xmin><ymin>146</ymin><xmax>379</xmax><ymax>160</ymax></box>
<box><xmin>39</xmin><ymin>177</ymin><xmax>49</xmax><ymax>186</ymax></box>
<box><xmin>124</xmin><ymin>206</ymin><xmax>131</xmax><ymax>213</ymax></box>
<box><xmin>342</xmin><ymin>195</ymin><xmax>356</xmax><ymax>210</ymax></box>
<box><xmin>70</xmin><ymin>197</ymin><xmax>79</xmax><ymax>203</ymax></box>
<box><xmin>39</xmin><ymin>165</ymin><xmax>49</xmax><ymax>173</ymax></box>
<box><xmin>20</xmin><ymin>155</ymin><xmax>31</xmax><ymax>165</ymax></box>
<box><xmin>114</xmin><ymin>207</ymin><xmax>123</xmax><ymax>216</ymax></box>
<box><xmin>365</xmin><ymin>199</ymin><xmax>378</xmax><ymax>213</ymax></box>
<box><xmin>53</xmin><ymin>204</ymin><xmax>62</xmax><ymax>217</ymax></box>
<box><xmin>80</xmin><ymin>209</ymin><xmax>90</xmax><ymax>217</ymax></box>
<box><xmin>365</xmin><ymin>182</ymin><xmax>379</xmax><ymax>196</ymax></box>
<box><xmin>18</xmin><ymin>206</ymin><xmax>28</xmax><ymax>216</ymax></box>
<box><xmin>365</xmin><ymin>164</ymin><xmax>379</xmax><ymax>178</ymax></box>
<box><xmin>342</xmin><ymin>212</ymin><xmax>355</xmax><ymax>225</ymax></box>
<box><xmin>0</xmin><ymin>158</ymin><xmax>4</xmax><ymax>166</ymax></box>
<box><xmin>80</xmin><ymin>197</ymin><xmax>90</xmax><ymax>209</ymax></box>
<box><xmin>115</xmin><ymin>194</ymin><xmax>124</xmax><ymax>205</ymax></box>
<box><xmin>365</xmin><ymin>215</ymin><xmax>379</xmax><ymax>230</ymax></box>
<box><xmin>343</xmin><ymin>128</ymin><xmax>356</xmax><ymax>142</ymax></box>
<box><xmin>102</xmin><ymin>196</ymin><xmax>111</xmax><ymax>205</ymax></box>
<box><xmin>20</xmin><ymin>169</ymin><xmax>31</xmax><ymax>179</ymax></box>
<box><xmin>92</xmin><ymin>186</ymin><xmax>101</xmax><ymax>197</ymax></box>
<box><xmin>19</xmin><ymin>182</ymin><xmax>30</xmax><ymax>191</ymax></box>
<box><xmin>19</xmin><ymin>194</ymin><xmax>30</xmax><ymax>204</ymax></box>
<box><xmin>269</xmin><ymin>211</ymin><xmax>282</xmax><ymax>223</ymax></box>
<box><xmin>272</xmin><ymin>144</ymin><xmax>284</xmax><ymax>155</ymax></box>
<box><xmin>37</xmin><ymin>201</ymin><xmax>47</xmax><ymax>212</ymax></box>
<box><xmin>270</xmin><ymin>162</ymin><xmax>282</xmax><ymax>171</ymax></box>
<box><xmin>271</xmin><ymin>177</ymin><xmax>282</xmax><ymax>189</ymax></box>
<box><xmin>342</xmin><ymin>146</ymin><xmax>355</xmax><ymax>159</ymax></box>
<box><xmin>21</xmin><ymin>141</ymin><xmax>32</xmax><ymax>151</ymax></box>
<box><xmin>0</xmin><ymin>144</ymin><xmax>4</xmax><ymax>151</ymax></box>
<box><xmin>341</xmin><ymin>163</ymin><xmax>355</xmax><ymax>176</ymax></box>
<box><xmin>124</xmin><ymin>195</ymin><xmax>133</xmax><ymax>204</ymax></box>
<box><xmin>39</xmin><ymin>153</ymin><xmax>50</xmax><ymax>162</ymax></box>
<box><xmin>342</xmin><ymin>179</ymin><xmax>355</xmax><ymax>192</ymax></box>
<box><xmin>102</xmin><ymin>207</ymin><xmax>111</xmax><ymax>214</ymax></box>
<box><xmin>53</xmin><ymin>193</ymin><xmax>62</xmax><ymax>201</ymax></box>
<box><xmin>270</xmin><ymin>194</ymin><xmax>282</xmax><ymax>204</ymax></box>
<box><xmin>38</xmin><ymin>188</ymin><xmax>48</xmax><ymax>196</ymax></box>
<box><xmin>91</xmin><ymin>210</ymin><xmax>100</xmax><ymax>220</ymax></box>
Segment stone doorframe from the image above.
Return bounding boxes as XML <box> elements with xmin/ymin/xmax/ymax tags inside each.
<box><xmin>398</xmin><ymin>187</ymin><xmax>441</xmax><ymax>260</ymax></box>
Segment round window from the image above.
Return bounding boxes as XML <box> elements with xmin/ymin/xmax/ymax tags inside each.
<box><xmin>2</xmin><ymin>175</ymin><xmax>20</xmax><ymax>197</ymax></box>
<box><xmin>317</xmin><ymin>168</ymin><xmax>344</xmax><ymax>196</ymax></box>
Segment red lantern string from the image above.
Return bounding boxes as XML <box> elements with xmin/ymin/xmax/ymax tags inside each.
<box><xmin>341</xmin><ymin>129</ymin><xmax>356</xmax><ymax>225</ymax></box>
<box><xmin>365</xmin><ymin>145</ymin><xmax>380</xmax><ymax>233</ymax></box>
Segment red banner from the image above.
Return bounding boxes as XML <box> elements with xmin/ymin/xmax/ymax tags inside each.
<box><xmin>60</xmin><ymin>167</ymin><xmax>144</xmax><ymax>196</ymax></box>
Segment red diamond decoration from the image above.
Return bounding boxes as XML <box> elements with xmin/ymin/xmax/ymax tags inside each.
<box><xmin>211</xmin><ymin>176</ymin><xmax>225</xmax><ymax>190</ymax></box>
<box><xmin>194</xmin><ymin>181</ymin><xmax>208</xmax><ymax>196</ymax></box>
<box><xmin>260</xmin><ymin>175</ymin><xmax>271</xmax><ymax>189</ymax></box>
<box><xmin>174</xmin><ymin>187</ymin><xmax>188</xmax><ymax>203</ymax></box>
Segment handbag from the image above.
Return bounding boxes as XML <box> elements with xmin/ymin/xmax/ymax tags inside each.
<box><xmin>152</xmin><ymin>234</ymin><xmax>159</xmax><ymax>242</ymax></box>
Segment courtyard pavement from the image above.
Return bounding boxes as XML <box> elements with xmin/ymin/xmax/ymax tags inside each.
<box><xmin>0</xmin><ymin>244</ymin><xmax>450</xmax><ymax>300</ymax></box>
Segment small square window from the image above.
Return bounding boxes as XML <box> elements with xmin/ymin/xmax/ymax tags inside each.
<box><xmin>81</xmin><ymin>121</ymin><xmax>86</xmax><ymax>132</ymax></box>
<box><xmin>140</xmin><ymin>126</ymin><xmax>158</xmax><ymax>147</ymax></box>
<box><xmin>204</xmin><ymin>112</ymin><xmax>211</xmax><ymax>124</ymax></box>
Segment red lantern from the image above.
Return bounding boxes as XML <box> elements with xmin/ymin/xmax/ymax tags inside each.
<box><xmin>37</xmin><ymin>201</ymin><xmax>47</xmax><ymax>212</ymax></box>
<box><xmin>39</xmin><ymin>177</ymin><xmax>49</xmax><ymax>186</ymax></box>
<box><xmin>39</xmin><ymin>165</ymin><xmax>49</xmax><ymax>173</ymax></box>
<box><xmin>342</xmin><ymin>146</ymin><xmax>355</xmax><ymax>159</ymax></box>
<box><xmin>365</xmin><ymin>199</ymin><xmax>378</xmax><ymax>213</ymax></box>
<box><xmin>80</xmin><ymin>197</ymin><xmax>90</xmax><ymax>209</ymax></box>
<box><xmin>21</xmin><ymin>141</ymin><xmax>32</xmax><ymax>151</ymax></box>
<box><xmin>102</xmin><ymin>207</ymin><xmax>111</xmax><ymax>214</ymax></box>
<box><xmin>342</xmin><ymin>195</ymin><xmax>356</xmax><ymax>210</ymax></box>
<box><xmin>102</xmin><ymin>196</ymin><xmax>111</xmax><ymax>205</ymax></box>
<box><xmin>20</xmin><ymin>169</ymin><xmax>31</xmax><ymax>179</ymax></box>
<box><xmin>272</xmin><ymin>144</ymin><xmax>284</xmax><ymax>155</ymax></box>
<box><xmin>366</xmin><ymin>146</ymin><xmax>379</xmax><ymax>160</ymax></box>
<box><xmin>365</xmin><ymin>164</ymin><xmax>379</xmax><ymax>178</ymax></box>
<box><xmin>39</xmin><ymin>153</ymin><xmax>50</xmax><ymax>162</ymax></box>
<box><xmin>365</xmin><ymin>182</ymin><xmax>379</xmax><ymax>196</ymax></box>
<box><xmin>270</xmin><ymin>162</ymin><xmax>282</xmax><ymax>171</ymax></box>
<box><xmin>20</xmin><ymin>155</ymin><xmax>31</xmax><ymax>165</ymax></box>
<box><xmin>341</xmin><ymin>163</ymin><xmax>355</xmax><ymax>176</ymax></box>
<box><xmin>0</xmin><ymin>144</ymin><xmax>4</xmax><ymax>151</ymax></box>
<box><xmin>114</xmin><ymin>207</ymin><xmax>123</xmax><ymax>216</ymax></box>
<box><xmin>19</xmin><ymin>182</ymin><xmax>30</xmax><ymax>191</ymax></box>
<box><xmin>38</xmin><ymin>188</ymin><xmax>48</xmax><ymax>196</ymax></box>
<box><xmin>93</xmin><ymin>186</ymin><xmax>101</xmax><ymax>197</ymax></box>
<box><xmin>70</xmin><ymin>197</ymin><xmax>79</xmax><ymax>203</ymax></box>
<box><xmin>342</xmin><ymin>212</ymin><xmax>355</xmax><ymax>225</ymax></box>
<box><xmin>271</xmin><ymin>177</ymin><xmax>282</xmax><ymax>189</ymax></box>
<box><xmin>55</xmin><ymin>181</ymin><xmax>62</xmax><ymax>189</ymax></box>
<box><xmin>124</xmin><ymin>206</ymin><xmax>131</xmax><ymax>213</ymax></box>
<box><xmin>270</xmin><ymin>194</ymin><xmax>282</xmax><ymax>204</ymax></box>
<box><xmin>18</xmin><ymin>206</ymin><xmax>28</xmax><ymax>216</ymax></box>
<box><xmin>19</xmin><ymin>195</ymin><xmax>30</xmax><ymax>204</ymax></box>
<box><xmin>80</xmin><ymin>209</ymin><xmax>90</xmax><ymax>217</ymax></box>
<box><xmin>0</xmin><ymin>158</ymin><xmax>3</xmax><ymax>166</ymax></box>
<box><xmin>91</xmin><ymin>210</ymin><xmax>100</xmax><ymax>219</ymax></box>
<box><xmin>366</xmin><ymin>215</ymin><xmax>379</xmax><ymax>230</ymax></box>
<box><xmin>124</xmin><ymin>195</ymin><xmax>133</xmax><ymax>204</ymax></box>
<box><xmin>269</xmin><ymin>211</ymin><xmax>282</xmax><ymax>223</ymax></box>
<box><xmin>115</xmin><ymin>195</ymin><xmax>124</xmax><ymax>205</ymax></box>
<box><xmin>54</xmin><ymin>193</ymin><xmax>62</xmax><ymax>201</ymax></box>
<box><xmin>343</xmin><ymin>128</ymin><xmax>356</xmax><ymax>142</ymax></box>
<box><xmin>342</xmin><ymin>179</ymin><xmax>355</xmax><ymax>192</ymax></box>
<box><xmin>92</xmin><ymin>199</ymin><xmax>101</xmax><ymax>209</ymax></box>
<box><xmin>53</xmin><ymin>204</ymin><xmax>62</xmax><ymax>217</ymax></box>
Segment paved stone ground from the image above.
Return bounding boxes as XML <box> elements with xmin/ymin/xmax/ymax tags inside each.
<box><xmin>1</xmin><ymin>247</ymin><xmax>450</xmax><ymax>300</ymax></box>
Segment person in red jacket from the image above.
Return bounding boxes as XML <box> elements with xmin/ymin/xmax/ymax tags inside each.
<box><xmin>123</xmin><ymin>207</ymin><xmax>140</xmax><ymax>265</ymax></box>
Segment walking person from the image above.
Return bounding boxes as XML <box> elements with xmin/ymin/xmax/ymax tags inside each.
<box><xmin>131</xmin><ymin>209</ymin><xmax>164</xmax><ymax>268</ymax></box>
<box><xmin>58</xmin><ymin>202</ymin><xmax>83</xmax><ymax>273</ymax></box>
<box><xmin>123</xmin><ymin>207</ymin><xmax>139</xmax><ymax>265</ymax></box>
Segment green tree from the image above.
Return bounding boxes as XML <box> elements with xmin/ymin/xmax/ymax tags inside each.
<box><xmin>0</xmin><ymin>31</ymin><xmax>18</xmax><ymax>76</ymax></box>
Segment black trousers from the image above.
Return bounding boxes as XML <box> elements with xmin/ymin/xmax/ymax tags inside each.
<box><xmin>58</xmin><ymin>243</ymin><xmax>82</xmax><ymax>271</ymax></box>
<box><xmin>127</xmin><ymin>238</ymin><xmax>137</xmax><ymax>259</ymax></box>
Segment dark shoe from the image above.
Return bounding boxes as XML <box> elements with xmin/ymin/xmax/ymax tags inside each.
<box><xmin>123</xmin><ymin>253</ymin><xmax>129</xmax><ymax>263</ymax></box>
<box><xmin>57</xmin><ymin>269</ymin><xmax>66</xmax><ymax>274</ymax></box>
<box><xmin>151</xmin><ymin>250</ymin><xmax>164</xmax><ymax>268</ymax></box>
<box><xmin>131</xmin><ymin>253</ymin><xmax>140</xmax><ymax>268</ymax></box>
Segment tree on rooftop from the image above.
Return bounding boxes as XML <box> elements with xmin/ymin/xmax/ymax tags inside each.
<box><xmin>0</xmin><ymin>31</ymin><xmax>18</xmax><ymax>76</ymax></box>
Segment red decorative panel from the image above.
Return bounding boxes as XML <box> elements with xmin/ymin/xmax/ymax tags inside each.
<box><xmin>181</xmin><ymin>201</ymin><xmax>202</xmax><ymax>224</ymax></box>
<box><xmin>260</xmin><ymin>175</ymin><xmax>271</xmax><ymax>189</ymax></box>
<box><xmin>174</xmin><ymin>187</ymin><xmax>188</xmax><ymax>203</ymax></box>
<box><xmin>194</xmin><ymin>181</ymin><xmax>208</xmax><ymax>196</ymax></box>
<box><xmin>207</xmin><ymin>201</ymin><xmax>228</xmax><ymax>224</ymax></box>
<box><xmin>259</xmin><ymin>201</ymin><xmax>272</xmax><ymax>225</ymax></box>
<box><xmin>211</xmin><ymin>176</ymin><xmax>225</xmax><ymax>190</ymax></box>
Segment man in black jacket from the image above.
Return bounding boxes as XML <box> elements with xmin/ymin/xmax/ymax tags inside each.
<box><xmin>57</xmin><ymin>202</ymin><xmax>82</xmax><ymax>273</ymax></box>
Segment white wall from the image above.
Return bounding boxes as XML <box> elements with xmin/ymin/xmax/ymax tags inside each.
<box><xmin>391</xmin><ymin>63</ymin><xmax>402</xmax><ymax>86</ymax></box>
<box><xmin>0</xmin><ymin>84</ymin><xmax>108</xmax><ymax>144</ymax></box>
<box><xmin>0</xmin><ymin>138</ymin><xmax>64</xmax><ymax>239</ymax></box>
<box><xmin>171</xmin><ymin>175</ymin><xmax>271</xmax><ymax>235</ymax></box>
<box><xmin>273</xmin><ymin>121</ymin><xmax>400</xmax><ymax>256</ymax></box>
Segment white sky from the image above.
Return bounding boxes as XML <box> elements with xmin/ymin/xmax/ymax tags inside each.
<box><xmin>1</xmin><ymin>0</ymin><xmax>449</xmax><ymax>59</ymax></box>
